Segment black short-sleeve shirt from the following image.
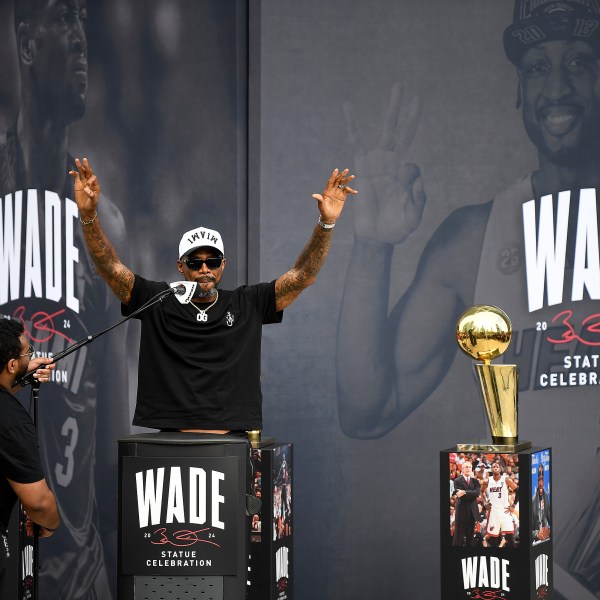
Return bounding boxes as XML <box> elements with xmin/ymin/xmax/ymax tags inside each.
<box><xmin>0</xmin><ymin>388</ymin><xmax>45</xmax><ymax>530</ymax></box>
<box><xmin>122</xmin><ymin>276</ymin><xmax>283</xmax><ymax>430</ymax></box>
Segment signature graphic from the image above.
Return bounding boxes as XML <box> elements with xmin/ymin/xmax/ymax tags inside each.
<box><xmin>12</xmin><ymin>305</ymin><xmax>75</xmax><ymax>344</ymax></box>
<box><xmin>547</xmin><ymin>310</ymin><xmax>600</xmax><ymax>346</ymax></box>
<box><xmin>468</xmin><ymin>590</ymin><xmax>505</xmax><ymax>600</ymax></box>
<box><xmin>150</xmin><ymin>527</ymin><xmax>220</xmax><ymax>548</ymax></box>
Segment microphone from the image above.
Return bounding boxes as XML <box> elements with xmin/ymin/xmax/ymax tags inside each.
<box><xmin>169</xmin><ymin>281</ymin><xmax>198</xmax><ymax>304</ymax></box>
<box><xmin>171</xmin><ymin>284</ymin><xmax>187</xmax><ymax>296</ymax></box>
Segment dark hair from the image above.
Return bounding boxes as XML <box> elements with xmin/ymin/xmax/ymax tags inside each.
<box><xmin>14</xmin><ymin>0</ymin><xmax>45</xmax><ymax>35</ymax></box>
<box><xmin>0</xmin><ymin>318</ymin><xmax>25</xmax><ymax>370</ymax></box>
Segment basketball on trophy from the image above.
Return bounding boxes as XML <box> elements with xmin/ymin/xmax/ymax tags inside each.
<box><xmin>455</xmin><ymin>305</ymin><xmax>512</xmax><ymax>364</ymax></box>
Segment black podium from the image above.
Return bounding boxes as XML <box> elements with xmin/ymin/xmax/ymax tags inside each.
<box><xmin>118</xmin><ymin>433</ymin><xmax>250</xmax><ymax>600</ymax></box>
<box><xmin>441</xmin><ymin>447</ymin><xmax>553</xmax><ymax>599</ymax></box>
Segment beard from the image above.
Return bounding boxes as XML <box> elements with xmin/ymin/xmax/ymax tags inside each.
<box><xmin>195</xmin><ymin>284</ymin><xmax>219</xmax><ymax>299</ymax></box>
<box><xmin>13</xmin><ymin>360</ymin><xmax>29</xmax><ymax>386</ymax></box>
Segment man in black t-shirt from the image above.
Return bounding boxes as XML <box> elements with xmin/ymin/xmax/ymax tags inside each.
<box><xmin>0</xmin><ymin>319</ymin><xmax>59</xmax><ymax>591</ymax></box>
<box><xmin>123</xmin><ymin>273</ymin><xmax>282</xmax><ymax>430</ymax></box>
<box><xmin>69</xmin><ymin>157</ymin><xmax>357</xmax><ymax>433</ymax></box>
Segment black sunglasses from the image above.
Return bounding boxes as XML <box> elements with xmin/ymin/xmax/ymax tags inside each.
<box><xmin>184</xmin><ymin>257</ymin><xmax>223</xmax><ymax>270</ymax></box>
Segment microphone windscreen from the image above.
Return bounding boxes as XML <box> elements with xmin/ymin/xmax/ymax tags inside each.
<box><xmin>169</xmin><ymin>281</ymin><xmax>197</xmax><ymax>304</ymax></box>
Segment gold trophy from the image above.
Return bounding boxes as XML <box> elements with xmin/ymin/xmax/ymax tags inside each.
<box><xmin>455</xmin><ymin>305</ymin><xmax>531</xmax><ymax>452</ymax></box>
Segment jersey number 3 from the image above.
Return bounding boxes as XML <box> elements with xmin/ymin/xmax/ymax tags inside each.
<box><xmin>55</xmin><ymin>416</ymin><xmax>79</xmax><ymax>487</ymax></box>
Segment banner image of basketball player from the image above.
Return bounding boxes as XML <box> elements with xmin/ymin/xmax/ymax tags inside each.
<box><xmin>324</xmin><ymin>0</ymin><xmax>600</xmax><ymax>597</ymax></box>
<box><xmin>0</xmin><ymin>1</ymin><xmax>247</xmax><ymax>598</ymax></box>
<box><xmin>531</xmin><ymin>450</ymin><xmax>551</xmax><ymax>546</ymax></box>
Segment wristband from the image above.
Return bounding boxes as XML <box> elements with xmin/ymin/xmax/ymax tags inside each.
<box><xmin>318</xmin><ymin>217</ymin><xmax>335</xmax><ymax>230</ymax></box>
<box><xmin>80</xmin><ymin>211</ymin><xmax>98</xmax><ymax>226</ymax></box>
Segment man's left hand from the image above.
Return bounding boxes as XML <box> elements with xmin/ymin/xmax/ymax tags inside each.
<box><xmin>27</xmin><ymin>357</ymin><xmax>56</xmax><ymax>383</ymax></box>
<box><xmin>312</xmin><ymin>168</ymin><xmax>358</xmax><ymax>225</ymax></box>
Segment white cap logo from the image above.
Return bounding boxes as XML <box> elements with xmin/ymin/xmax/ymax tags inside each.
<box><xmin>178</xmin><ymin>226</ymin><xmax>224</xmax><ymax>259</ymax></box>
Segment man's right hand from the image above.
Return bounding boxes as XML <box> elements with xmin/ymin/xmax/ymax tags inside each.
<box><xmin>343</xmin><ymin>82</ymin><xmax>426</xmax><ymax>244</ymax></box>
<box><xmin>24</xmin><ymin>509</ymin><xmax>59</xmax><ymax>538</ymax></box>
<box><xmin>69</xmin><ymin>157</ymin><xmax>100</xmax><ymax>221</ymax></box>
<box><xmin>38</xmin><ymin>526</ymin><xmax>57</xmax><ymax>538</ymax></box>
<box><xmin>67</xmin><ymin>157</ymin><xmax>135</xmax><ymax>304</ymax></box>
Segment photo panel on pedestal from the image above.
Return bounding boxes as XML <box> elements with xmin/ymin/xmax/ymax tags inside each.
<box><xmin>449</xmin><ymin>452</ymin><xmax>520</xmax><ymax>549</ymax></box>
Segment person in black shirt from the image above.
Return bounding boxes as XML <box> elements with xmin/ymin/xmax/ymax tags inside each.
<box><xmin>0</xmin><ymin>318</ymin><xmax>59</xmax><ymax>590</ymax></box>
<box><xmin>69</xmin><ymin>157</ymin><xmax>357</xmax><ymax>433</ymax></box>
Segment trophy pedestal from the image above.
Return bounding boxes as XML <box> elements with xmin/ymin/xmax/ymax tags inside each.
<box><xmin>457</xmin><ymin>440</ymin><xmax>532</xmax><ymax>452</ymax></box>
<box><xmin>441</xmin><ymin>447</ymin><xmax>553</xmax><ymax>599</ymax></box>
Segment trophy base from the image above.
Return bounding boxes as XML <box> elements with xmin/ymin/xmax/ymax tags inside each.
<box><xmin>246</xmin><ymin>430</ymin><xmax>276</xmax><ymax>448</ymax></box>
<box><xmin>250</xmin><ymin>436</ymin><xmax>275</xmax><ymax>449</ymax></box>
<box><xmin>456</xmin><ymin>439</ymin><xmax>532</xmax><ymax>452</ymax></box>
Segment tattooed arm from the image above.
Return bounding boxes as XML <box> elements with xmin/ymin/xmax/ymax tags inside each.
<box><xmin>69</xmin><ymin>157</ymin><xmax>135</xmax><ymax>305</ymax></box>
<box><xmin>275</xmin><ymin>168</ymin><xmax>357</xmax><ymax>312</ymax></box>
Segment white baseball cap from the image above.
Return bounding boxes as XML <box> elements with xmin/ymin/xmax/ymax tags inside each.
<box><xmin>178</xmin><ymin>226</ymin><xmax>224</xmax><ymax>259</ymax></box>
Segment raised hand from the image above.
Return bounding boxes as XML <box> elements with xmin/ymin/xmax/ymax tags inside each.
<box><xmin>68</xmin><ymin>157</ymin><xmax>100</xmax><ymax>221</ymax></box>
<box><xmin>344</xmin><ymin>82</ymin><xmax>426</xmax><ymax>244</ymax></box>
<box><xmin>312</xmin><ymin>168</ymin><xmax>358</xmax><ymax>225</ymax></box>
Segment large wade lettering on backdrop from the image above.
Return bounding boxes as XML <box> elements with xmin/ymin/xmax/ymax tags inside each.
<box><xmin>521</xmin><ymin>190</ymin><xmax>600</xmax><ymax>388</ymax></box>
<box><xmin>0</xmin><ymin>191</ymin><xmax>88</xmax><ymax>392</ymax></box>
<box><xmin>523</xmin><ymin>190</ymin><xmax>600</xmax><ymax>312</ymax></box>
<box><xmin>1</xmin><ymin>191</ymin><xmax>80</xmax><ymax>311</ymax></box>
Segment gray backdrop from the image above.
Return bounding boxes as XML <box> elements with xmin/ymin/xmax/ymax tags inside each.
<box><xmin>1</xmin><ymin>0</ymin><xmax>598</xmax><ymax>599</ymax></box>
<box><xmin>260</xmin><ymin>1</ymin><xmax>596</xmax><ymax>599</ymax></box>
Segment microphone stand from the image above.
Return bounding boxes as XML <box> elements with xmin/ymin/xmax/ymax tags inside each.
<box><xmin>13</xmin><ymin>285</ymin><xmax>180</xmax><ymax>599</ymax></box>
<box><xmin>15</xmin><ymin>285</ymin><xmax>180</xmax><ymax>388</ymax></box>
